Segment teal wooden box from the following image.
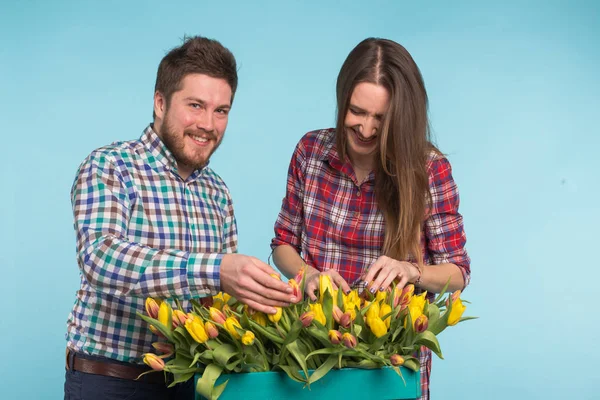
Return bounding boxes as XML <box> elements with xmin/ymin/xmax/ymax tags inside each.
<box><xmin>194</xmin><ymin>367</ymin><xmax>421</xmax><ymax>400</ymax></box>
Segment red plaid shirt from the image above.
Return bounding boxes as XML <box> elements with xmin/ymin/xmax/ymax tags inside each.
<box><xmin>271</xmin><ymin>129</ymin><xmax>471</xmax><ymax>400</ymax></box>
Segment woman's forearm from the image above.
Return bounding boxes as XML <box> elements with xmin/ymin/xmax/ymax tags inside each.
<box><xmin>418</xmin><ymin>262</ymin><xmax>466</xmax><ymax>293</ymax></box>
<box><xmin>272</xmin><ymin>245</ymin><xmax>313</xmax><ymax>279</ymax></box>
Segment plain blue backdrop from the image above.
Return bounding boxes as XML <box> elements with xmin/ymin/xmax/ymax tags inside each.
<box><xmin>1</xmin><ymin>0</ymin><xmax>599</xmax><ymax>398</ymax></box>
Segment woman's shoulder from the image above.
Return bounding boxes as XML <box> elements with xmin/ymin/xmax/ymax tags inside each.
<box><xmin>296</xmin><ymin>128</ymin><xmax>336</xmax><ymax>159</ymax></box>
<box><xmin>426</xmin><ymin>148</ymin><xmax>453</xmax><ymax>179</ymax></box>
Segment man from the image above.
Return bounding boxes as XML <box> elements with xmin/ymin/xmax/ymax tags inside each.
<box><xmin>64</xmin><ymin>36</ymin><xmax>296</xmax><ymax>399</ymax></box>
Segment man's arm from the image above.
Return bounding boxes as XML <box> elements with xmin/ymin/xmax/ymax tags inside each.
<box><xmin>73</xmin><ymin>153</ymin><xmax>294</xmax><ymax>312</ymax></box>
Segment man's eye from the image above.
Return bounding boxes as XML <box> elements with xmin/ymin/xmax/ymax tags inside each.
<box><xmin>216</xmin><ymin>109</ymin><xmax>229</xmax><ymax>115</ymax></box>
<box><xmin>190</xmin><ymin>103</ymin><xmax>201</xmax><ymax>109</ymax></box>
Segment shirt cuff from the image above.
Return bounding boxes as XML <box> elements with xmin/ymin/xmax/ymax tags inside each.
<box><xmin>187</xmin><ymin>253</ymin><xmax>223</xmax><ymax>296</ymax></box>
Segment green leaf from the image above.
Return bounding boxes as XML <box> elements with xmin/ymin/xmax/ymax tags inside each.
<box><xmin>307</xmin><ymin>327</ymin><xmax>331</xmax><ymax>347</ymax></box>
<box><xmin>195</xmin><ymin>363</ymin><xmax>224</xmax><ymax>400</ymax></box>
<box><xmin>414</xmin><ymin>330</ymin><xmax>443</xmax><ymax>359</ymax></box>
<box><xmin>402</xmin><ymin>357</ymin><xmax>420</xmax><ymax>372</ymax></box>
<box><xmin>307</xmin><ymin>354</ymin><xmax>338</xmax><ymax>385</ymax></box>
<box><xmin>279</xmin><ymin>364</ymin><xmax>308</xmax><ymax>383</ymax></box>
<box><xmin>306</xmin><ymin>347</ymin><xmax>344</xmax><ymax>360</ymax></box>
<box><xmin>322</xmin><ymin>290</ymin><xmax>334</xmax><ymax>329</ymax></box>
<box><xmin>137</xmin><ymin>313</ymin><xmax>174</xmax><ymax>342</ymax></box>
<box><xmin>286</xmin><ymin>340</ymin><xmax>309</xmax><ymax>382</ymax></box>
<box><xmin>212</xmin><ymin>380</ymin><xmax>229</xmax><ymax>400</ymax></box>
<box><xmin>213</xmin><ymin>344</ymin><xmax>239</xmax><ymax>367</ymax></box>
<box><xmin>167</xmin><ymin>371</ymin><xmax>195</xmax><ymax>388</ymax></box>
<box><xmin>433</xmin><ymin>278</ymin><xmax>452</xmax><ymax>304</ymax></box>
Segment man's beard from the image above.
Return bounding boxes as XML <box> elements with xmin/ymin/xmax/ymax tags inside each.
<box><xmin>159</xmin><ymin>113</ymin><xmax>223</xmax><ymax>172</ymax></box>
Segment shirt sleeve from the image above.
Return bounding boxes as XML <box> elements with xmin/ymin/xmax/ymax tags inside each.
<box><xmin>221</xmin><ymin>192</ymin><xmax>238</xmax><ymax>254</ymax></box>
<box><xmin>271</xmin><ymin>140</ymin><xmax>306</xmax><ymax>253</ymax></box>
<box><xmin>424</xmin><ymin>156</ymin><xmax>471</xmax><ymax>289</ymax></box>
<box><xmin>72</xmin><ymin>152</ymin><xmax>222</xmax><ymax>300</ymax></box>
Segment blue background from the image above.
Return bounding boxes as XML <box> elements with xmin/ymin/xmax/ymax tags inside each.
<box><xmin>1</xmin><ymin>0</ymin><xmax>598</xmax><ymax>398</ymax></box>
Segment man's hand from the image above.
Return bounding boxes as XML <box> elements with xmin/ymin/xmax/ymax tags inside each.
<box><xmin>303</xmin><ymin>267</ymin><xmax>351</xmax><ymax>301</ymax></box>
<box><xmin>362</xmin><ymin>256</ymin><xmax>420</xmax><ymax>293</ymax></box>
<box><xmin>220</xmin><ymin>254</ymin><xmax>297</xmax><ymax>314</ymax></box>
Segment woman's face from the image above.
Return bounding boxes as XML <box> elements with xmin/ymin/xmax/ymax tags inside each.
<box><xmin>344</xmin><ymin>82</ymin><xmax>390</xmax><ymax>163</ymax></box>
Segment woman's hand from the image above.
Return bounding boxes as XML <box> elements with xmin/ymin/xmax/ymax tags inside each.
<box><xmin>362</xmin><ymin>256</ymin><xmax>420</xmax><ymax>293</ymax></box>
<box><xmin>304</xmin><ymin>267</ymin><xmax>351</xmax><ymax>301</ymax></box>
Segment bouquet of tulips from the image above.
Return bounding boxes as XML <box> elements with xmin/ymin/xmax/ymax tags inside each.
<box><xmin>138</xmin><ymin>269</ymin><xmax>474</xmax><ymax>400</ymax></box>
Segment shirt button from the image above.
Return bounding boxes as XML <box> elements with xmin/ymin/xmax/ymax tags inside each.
<box><xmin>357</xmin><ymin>191</ymin><xmax>361</xmax><ymax>197</ymax></box>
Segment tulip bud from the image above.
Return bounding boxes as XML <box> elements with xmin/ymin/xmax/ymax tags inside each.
<box><xmin>396</xmin><ymin>284</ymin><xmax>415</xmax><ymax>309</ymax></box>
<box><xmin>332</xmin><ymin>305</ymin><xmax>343</xmax><ymax>324</ymax></box>
<box><xmin>414</xmin><ymin>314</ymin><xmax>429</xmax><ymax>333</ymax></box>
<box><xmin>158</xmin><ymin>302</ymin><xmax>171</xmax><ymax>327</ymax></box>
<box><xmin>288</xmin><ymin>279</ymin><xmax>302</xmax><ymax>301</ymax></box>
<box><xmin>300</xmin><ymin>311</ymin><xmax>315</xmax><ymax>328</ymax></box>
<box><xmin>145</xmin><ymin>298</ymin><xmax>161</xmax><ymax>319</ymax></box>
<box><xmin>341</xmin><ymin>332</ymin><xmax>357</xmax><ymax>348</ymax></box>
<box><xmin>222</xmin><ymin>304</ymin><xmax>232</xmax><ymax>316</ymax></box>
<box><xmin>366</xmin><ymin>301</ymin><xmax>380</xmax><ymax>321</ymax></box>
<box><xmin>268</xmin><ymin>307</ymin><xmax>282</xmax><ymax>323</ymax></box>
<box><xmin>152</xmin><ymin>342</ymin><xmax>174</xmax><ymax>357</ymax></box>
<box><xmin>328</xmin><ymin>330</ymin><xmax>342</xmax><ymax>345</ymax></box>
<box><xmin>319</xmin><ymin>274</ymin><xmax>334</xmax><ymax>303</ymax></box>
<box><xmin>446</xmin><ymin>290</ymin><xmax>462</xmax><ymax>307</ymax></box>
<box><xmin>149</xmin><ymin>324</ymin><xmax>165</xmax><ymax>338</ymax></box>
<box><xmin>224</xmin><ymin>317</ymin><xmax>242</xmax><ymax>339</ymax></box>
<box><xmin>209</xmin><ymin>307</ymin><xmax>227</xmax><ymax>325</ymax></box>
<box><xmin>447</xmin><ymin>298</ymin><xmax>466</xmax><ymax>326</ymax></box>
<box><xmin>293</xmin><ymin>266</ymin><xmax>305</xmax><ymax>285</ymax></box>
<box><xmin>172</xmin><ymin>310</ymin><xmax>189</xmax><ymax>329</ymax></box>
<box><xmin>185</xmin><ymin>317</ymin><xmax>209</xmax><ymax>343</ymax></box>
<box><xmin>241</xmin><ymin>330</ymin><xmax>256</xmax><ymax>346</ymax></box>
<box><xmin>244</xmin><ymin>305</ymin><xmax>256</xmax><ymax>316</ymax></box>
<box><xmin>143</xmin><ymin>353</ymin><xmax>165</xmax><ymax>371</ymax></box>
<box><xmin>390</xmin><ymin>354</ymin><xmax>405</xmax><ymax>367</ymax></box>
<box><xmin>204</xmin><ymin>321</ymin><xmax>219</xmax><ymax>339</ymax></box>
<box><xmin>339</xmin><ymin>312</ymin><xmax>352</xmax><ymax>328</ymax></box>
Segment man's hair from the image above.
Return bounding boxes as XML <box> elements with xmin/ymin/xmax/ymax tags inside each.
<box><xmin>153</xmin><ymin>35</ymin><xmax>238</xmax><ymax>118</ymax></box>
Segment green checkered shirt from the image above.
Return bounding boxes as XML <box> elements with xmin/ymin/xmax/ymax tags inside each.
<box><xmin>66</xmin><ymin>125</ymin><xmax>237</xmax><ymax>363</ymax></box>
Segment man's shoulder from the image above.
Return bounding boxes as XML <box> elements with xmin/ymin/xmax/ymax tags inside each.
<box><xmin>82</xmin><ymin>139</ymin><xmax>144</xmax><ymax>168</ymax></box>
<box><xmin>198</xmin><ymin>167</ymin><xmax>232</xmax><ymax>196</ymax></box>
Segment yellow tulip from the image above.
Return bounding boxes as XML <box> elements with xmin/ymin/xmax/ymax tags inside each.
<box><xmin>393</xmin><ymin>284</ymin><xmax>414</xmax><ymax>308</ymax></box>
<box><xmin>407</xmin><ymin>292</ymin><xmax>427</xmax><ymax>326</ymax></box>
<box><xmin>288</xmin><ymin>278</ymin><xmax>302</xmax><ymax>300</ymax></box>
<box><xmin>379</xmin><ymin>303</ymin><xmax>392</xmax><ymax>329</ymax></box>
<box><xmin>375</xmin><ymin>290</ymin><xmax>388</xmax><ymax>304</ymax></box>
<box><xmin>158</xmin><ymin>302</ymin><xmax>171</xmax><ymax>328</ymax></box>
<box><xmin>268</xmin><ymin>307</ymin><xmax>282</xmax><ymax>323</ymax></box>
<box><xmin>343</xmin><ymin>290</ymin><xmax>360</xmax><ymax>319</ymax></box>
<box><xmin>241</xmin><ymin>330</ymin><xmax>255</xmax><ymax>346</ymax></box>
<box><xmin>143</xmin><ymin>353</ymin><xmax>165</xmax><ymax>371</ymax></box>
<box><xmin>319</xmin><ymin>274</ymin><xmax>334</xmax><ymax>303</ymax></box>
<box><xmin>224</xmin><ymin>317</ymin><xmax>242</xmax><ymax>339</ymax></box>
<box><xmin>309</xmin><ymin>303</ymin><xmax>326</xmax><ymax>325</ymax></box>
<box><xmin>368</xmin><ymin>316</ymin><xmax>388</xmax><ymax>338</ymax></box>
<box><xmin>185</xmin><ymin>316</ymin><xmax>208</xmax><ymax>343</ymax></box>
<box><xmin>251</xmin><ymin>312</ymin><xmax>268</xmax><ymax>327</ymax></box>
<box><xmin>365</xmin><ymin>301</ymin><xmax>380</xmax><ymax>321</ymax></box>
<box><xmin>447</xmin><ymin>298</ymin><xmax>466</xmax><ymax>326</ymax></box>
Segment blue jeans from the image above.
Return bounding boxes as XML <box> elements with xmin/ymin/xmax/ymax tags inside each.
<box><xmin>64</xmin><ymin>352</ymin><xmax>194</xmax><ymax>400</ymax></box>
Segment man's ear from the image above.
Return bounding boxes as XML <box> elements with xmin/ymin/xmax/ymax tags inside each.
<box><xmin>154</xmin><ymin>91</ymin><xmax>166</xmax><ymax>120</ymax></box>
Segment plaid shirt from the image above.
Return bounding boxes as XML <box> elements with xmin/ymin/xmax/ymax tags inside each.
<box><xmin>271</xmin><ymin>129</ymin><xmax>470</xmax><ymax>399</ymax></box>
<box><xmin>66</xmin><ymin>125</ymin><xmax>237</xmax><ymax>363</ymax></box>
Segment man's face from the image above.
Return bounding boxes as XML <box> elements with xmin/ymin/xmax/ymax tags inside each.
<box><xmin>154</xmin><ymin>73</ymin><xmax>232</xmax><ymax>178</ymax></box>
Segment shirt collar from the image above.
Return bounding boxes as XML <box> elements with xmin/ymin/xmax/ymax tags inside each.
<box><xmin>139</xmin><ymin>124</ymin><xmax>207</xmax><ymax>181</ymax></box>
<box><xmin>318</xmin><ymin>129</ymin><xmax>375</xmax><ymax>187</ymax></box>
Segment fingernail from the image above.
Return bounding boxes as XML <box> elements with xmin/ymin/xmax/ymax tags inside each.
<box><xmin>290</xmin><ymin>297</ymin><xmax>297</xmax><ymax>303</ymax></box>
<box><xmin>286</xmin><ymin>287</ymin><xmax>292</xmax><ymax>293</ymax></box>
<box><xmin>269</xmin><ymin>308</ymin><xmax>277</xmax><ymax>314</ymax></box>
<box><xmin>344</xmin><ymin>290</ymin><xmax>350</xmax><ymax>294</ymax></box>
<box><xmin>370</xmin><ymin>288</ymin><xmax>376</xmax><ymax>294</ymax></box>
<box><xmin>379</xmin><ymin>287</ymin><xmax>385</xmax><ymax>292</ymax></box>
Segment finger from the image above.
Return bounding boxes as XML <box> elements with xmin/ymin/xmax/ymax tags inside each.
<box><xmin>238</xmin><ymin>271</ymin><xmax>297</xmax><ymax>303</ymax></box>
<box><xmin>305</xmin><ymin>279</ymin><xmax>318</xmax><ymax>301</ymax></box>
<box><xmin>380</xmin><ymin>271</ymin><xmax>398</xmax><ymax>292</ymax></box>
<box><xmin>369</xmin><ymin>267</ymin><xmax>394</xmax><ymax>293</ymax></box>
<box><xmin>249</xmin><ymin>264</ymin><xmax>293</xmax><ymax>294</ymax></box>
<box><xmin>331</xmin><ymin>273</ymin><xmax>351</xmax><ymax>294</ymax></box>
<box><xmin>363</xmin><ymin>256</ymin><xmax>387</xmax><ymax>283</ymax></box>
<box><xmin>241</xmin><ymin>298</ymin><xmax>278</xmax><ymax>315</ymax></box>
<box><xmin>238</xmin><ymin>290</ymin><xmax>291</xmax><ymax>308</ymax></box>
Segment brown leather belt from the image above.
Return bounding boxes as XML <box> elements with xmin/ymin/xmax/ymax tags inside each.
<box><xmin>66</xmin><ymin>348</ymin><xmax>166</xmax><ymax>384</ymax></box>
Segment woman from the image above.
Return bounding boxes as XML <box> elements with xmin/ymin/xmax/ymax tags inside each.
<box><xmin>271</xmin><ymin>38</ymin><xmax>470</xmax><ymax>399</ymax></box>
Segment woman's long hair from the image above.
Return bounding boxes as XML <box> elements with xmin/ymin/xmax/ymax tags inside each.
<box><xmin>335</xmin><ymin>38</ymin><xmax>437</xmax><ymax>265</ymax></box>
